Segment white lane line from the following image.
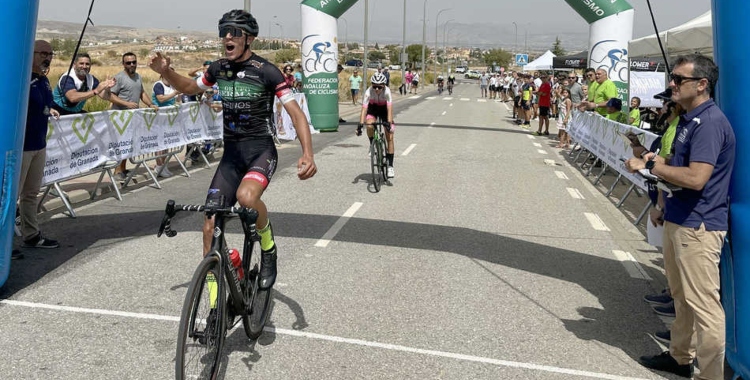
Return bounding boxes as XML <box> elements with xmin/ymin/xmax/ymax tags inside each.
<box><xmin>543</xmin><ymin>159</ymin><xmax>556</xmax><ymax>166</ymax></box>
<box><xmin>533</xmin><ymin>143</ymin><xmax>542</xmax><ymax>148</ymax></box>
<box><xmin>566</xmin><ymin>188</ymin><xmax>585</xmax><ymax>200</ymax></box>
<box><xmin>315</xmin><ymin>202</ymin><xmax>363</xmax><ymax>247</ymax></box>
<box><xmin>555</xmin><ymin>171</ymin><xmax>569</xmax><ymax>180</ymax></box>
<box><xmin>612</xmin><ymin>250</ymin><xmax>653</xmax><ymax>280</ymax></box>
<box><xmin>441</xmin><ymin>111</ymin><xmax>447</xmax><ymax>116</ymax></box>
<box><xmin>537</xmin><ymin>149</ymin><xmax>548</xmax><ymax>155</ymax></box>
<box><xmin>443</xmin><ymin>97</ymin><xmax>453</xmax><ymax>100</ymax></box>
<box><xmin>449</xmin><ymin>103</ymin><xmax>454</xmax><ymax>107</ymax></box>
<box><xmin>0</xmin><ymin>299</ymin><xmax>651</xmax><ymax>380</ymax></box>
<box><xmin>526</xmin><ymin>135</ymin><xmax>535</xmax><ymax>139</ymax></box>
<box><xmin>402</xmin><ymin>144</ymin><xmax>417</xmax><ymax>156</ymax></box>
<box><xmin>410</xmin><ymin>95</ymin><xmax>421</xmax><ymax>99</ymax></box>
<box><xmin>426</xmin><ymin>96</ymin><xmax>436</xmax><ymax>100</ymax></box>
<box><xmin>503</xmin><ymin>103</ymin><xmax>510</xmax><ymax>111</ymax></box>
<box><xmin>460</xmin><ymin>98</ymin><xmax>470</xmax><ymax>101</ymax></box>
<box><xmin>584</xmin><ymin>213</ymin><xmax>610</xmax><ymax>231</ymax></box>
<box><xmin>477</xmin><ymin>99</ymin><xmax>487</xmax><ymax>103</ymax></box>
<box><xmin>429</xmin><ymin>122</ymin><xmax>435</xmax><ymax>129</ymax></box>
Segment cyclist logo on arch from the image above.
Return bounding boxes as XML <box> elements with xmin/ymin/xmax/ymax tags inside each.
<box><xmin>590</xmin><ymin>39</ymin><xmax>629</xmax><ymax>83</ymax></box>
<box><xmin>301</xmin><ymin>34</ymin><xmax>337</xmax><ymax>75</ymax></box>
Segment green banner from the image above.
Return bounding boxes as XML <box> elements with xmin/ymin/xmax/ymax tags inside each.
<box><xmin>564</xmin><ymin>0</ymin><xmax>633</xmax><ymax>24</ymax></box>
<box><xmin>301</xmin><ymin>0</ymin><xmax>359</xmax><ymax>19</ymax></box>
<box><xmin>304</xmin><ymin>72</ymin><xmax>339</xmax><ymax>131</ymax></box>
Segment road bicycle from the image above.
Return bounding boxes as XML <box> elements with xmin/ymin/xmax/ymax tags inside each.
<box><xmin>447</xmin><ymin>81</ymin><xmax>453</xmax><ymax>95</ymax></box>
<box><xmin>437</xmin><ymin>80</ymin><xmax>444</xmax><ymax>95</ymax></box>
<box><xmin>369</xmin><ymin>119</ymin><xmax>390</xmax><ymax>192</ymax></box>
<box><xmin>157</xmin><ymin>198</ymin><xmax>272</xmax><ymax>380</ymax></box>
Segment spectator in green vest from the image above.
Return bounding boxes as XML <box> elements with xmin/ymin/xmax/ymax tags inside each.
<box><xmin>629</xmin><ymin>97</ymin><xmax>641</xmax><ymax>127</ymax></box>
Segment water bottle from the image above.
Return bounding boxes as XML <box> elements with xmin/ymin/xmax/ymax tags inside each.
<box><xmin>228</xmin><ymin>248</ymin><xmax>244</xmax><ymax>280</ymax></box>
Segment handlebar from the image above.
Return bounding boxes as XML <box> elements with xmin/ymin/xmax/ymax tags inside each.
<box><xmin>157</xmin><ymin>199</ymin><xmax>259</xmax><ymax>238</ymax></box>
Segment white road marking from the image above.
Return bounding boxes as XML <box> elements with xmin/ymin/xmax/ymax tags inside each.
<box><xmin>410</xmin><ymin>95</ymin><xmax>421</xmax><ymax>99</ymax></box>
<box><xmin>543</xmin><ymin>159</ymin><xmax>556</xmax><ymax>166</ymax></box>
<box><xmin>527</xmin><ymin>135</ymin><xmax>535</xmax><ymax>139</ymax></box>
<box><xmin>584</xmin><ymin>213</ymin><xmax>610</xmax><ymax>231</ymax></box>
<box><xmin>533</xmin><ymin>143</ymin><xmax>542</xmax><ymax>148</ymax></box>
<box><xmin>441</xmin><ymin>111</ymin><xmax>447</xmax><ymax>116</ymax></box>
<box><xmin>0</xmin><ymin>299</ymin><xmax>653</xmax><ymax>380</ymax></box>
<box><xmin>555</xmin><ymin>171</ymin><xmax>569</xmax><ymax>180</ymax></box>
<box><xmin>449</xmin><ymin>103</ymin><xmax>454</xmax><ymax>107</ymax></box>
<box><xmin>537</xmin><ymin>149</ymin><xmax>548</xmax><ymax>155</ymax></box>
<box><xmin>315</xmin><ymin>202</ymin><xmax>363</xmax><ymax>247</ymax></box>
<box><xmin>443</xmin><ymin>97</ymin><xmax>453</xmax><ymax>100</ymax></box>
<box><xmin>429</xmin><ymin>122</ymin><xmax>435</xmax><ymax>129</ymax></box>
<box><xmin>460</xmin><ymin>98</ymin><xmax>470</xmax><ymax>101</ymax></box>
<box><xmin>612</xmin><ymin>250</ymin><xmax>653</xmax><ymax>280</ymax></box>
<box><xmin>402</xmin><ymin>144</ymin><xmax>417</xmax><ymax>156</ymax></box>
<box><xmin>566</xmin><ymin>188</ymin><xmax>585</xmax><ymax>199</ymax></box>
<box><xmin>426</xmin><ymin>96</ymin><xmax>436</xmax><ymax>100</ymax></box>
<box><xmin>477</xmin><ymin>99</ymin><xmax>487</xmax><ymax>103</ymax></box>
<box><xmin>503</xmin><ymin>103</ymin><xmax>510</xmax><ymax>111</ymax></box>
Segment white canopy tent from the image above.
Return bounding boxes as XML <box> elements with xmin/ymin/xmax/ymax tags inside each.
<box><xmin>522</xmin><ymin>50</ymin><xmax>555</xmax><ymax>72</ymax></box>
<box><xmin>629</xmin><ymin>11</ymin><xmax>712</xmax><ymax>58</ymax></box>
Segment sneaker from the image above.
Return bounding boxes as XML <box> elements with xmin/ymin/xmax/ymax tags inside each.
<box><xmin>652</xmin><ymin>304</ymin><xmax>676</xmax><ymax>317</ymax></box>
<box><xmin>22</xmin><ymin>233</ymin><xmax>59</xmax><ymax>249</ymax></box>
<box><xmin>533</xmin><ymin>131</ymin><xmax>543</xmax><ymax>136</ymax></box>
<box><xmin>644</xmin><ymin>290</ymin><xmax>673</xmax><ymax>306</ymax></box>
<box><xmin>654</xmin><ymin>330</ymin><xmax>671</xmax><ymax>345</ymax></box>
<box><xmin>387</xmin><ymin>166</ymin><xmax>394</xmax><ymax>178</ymax></box>
<box><xmin>154</xmin><ymin>165</ymin><xmax>172</xmax><ymax>178</ymax></box>
<box><xmin>543</xmin><ymin>131</ymin><xmax>550</xmax><ymax>135</ymax></box>
<box><xmin>339</xmin><ymin>117</ymin><xmax>346</xmax><ymax>123</ymax></box>
<box><xmin>639</xmin><ymin>351</ymin><xmax>693</xmax><ymax>378</ymax></box>
<box><xmin>259</xmin><ymin>246</ymin><xmax>277</xmax><ymax>290</ymax></box>
<box><xmin>163</xmin><ymin>166</ymin><xmax>175</xmax><ymax>177</ymax></box>
<box><xmin>11</xmin><ymin>249</ymin><xmax>23</xmax><ymax>260</ymax></box>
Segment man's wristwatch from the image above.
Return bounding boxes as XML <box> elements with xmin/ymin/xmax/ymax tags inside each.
<box><xmin>645</xmin><ymin>159</ymin><xmax>655</xmax><ymax>172</ymax></box>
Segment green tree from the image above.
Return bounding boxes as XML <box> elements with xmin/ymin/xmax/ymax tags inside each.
<box><xmin>274</xmin><ymin>48</ymin><xmax>299</xmax><ymax>64</ymax></box>
<box><xmin>387</xmin><ymin>46</ymin><xmax>401</xmax><ymax>65</ymax></box>
<box><xmin>374</xmin><ymin>42</ymin><xmax>380</xmax><ymax>50</ymax></box>
<box><xmin>552</xmin><ymin>37</ymin><xmax>566</xmax><ymax>56</ymax></box>
<box><xmin>482</xmin><ymin>48</ymin><xmax>513</xmax><ymax>70</ymax></box>
<box><xmin>405</xmin><ymin>44</ymin><xmax>430</xmax><ymax>67</ymax></box>
<box><xmin>368</xmin><ymin>50</ymin><xmax>386</xmax><ymax>61</ymax></box>
<box><xmin>139</xmin><ymin>48</ymin><xmax>150</xmax><ymax>59</ymax></box>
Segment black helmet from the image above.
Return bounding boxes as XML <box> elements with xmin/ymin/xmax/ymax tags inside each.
<box><xmin>219</xmin><ymin>9</ymin><xmax>259</xmax><ymax>37</ymax></box>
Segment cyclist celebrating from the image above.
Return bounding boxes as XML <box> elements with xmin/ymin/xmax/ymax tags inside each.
<box><xmin>356</xmin><ymin>72</ymin><xmax>395</xmax><ymax>178</ymax></box>
<box><xmin>149</xmin><ymin>9</ymin><xmax>317</xmax><ymax>289</ymax></box>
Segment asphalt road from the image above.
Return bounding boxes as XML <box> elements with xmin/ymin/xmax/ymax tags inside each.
<box><xmin>0</xmin><ymin>81</ymin><xmax>681</xmax><ymax>380</ymax></box>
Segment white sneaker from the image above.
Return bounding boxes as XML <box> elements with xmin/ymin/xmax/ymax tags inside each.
<box><xmin>162</xmin><ymin>166</ymin><xmax>175</xmax><ymax>177</ymax></box>
<box><xmin>387</xmin><ymin>166</ymin><xmax>394</xmax><ymax>178</ymax></box>
<box><xmin>155</xmin><ymin>165</ymin><xmax>172</xmax><ymax>178</ymax></box>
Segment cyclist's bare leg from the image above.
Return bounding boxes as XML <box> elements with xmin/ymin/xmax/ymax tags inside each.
<box><xmin>236</xmin><ymin>179</ymin><xmax>268</xmax><ymax>232</ymax></box>
<box><xmin>385</xmin><ymin>130</ymin><xmax>394</xmax><ymax>154</ymax></box>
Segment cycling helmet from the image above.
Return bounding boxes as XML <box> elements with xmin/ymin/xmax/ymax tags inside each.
<box><xmin>219</xmin><ymin>9</ymin><xmax>260</xmax><ymax>37</ymax></box>
<box><xmin>370</xmin><ymin>72</ymin><xmax>387</xmax><ymax>85</ymax></box>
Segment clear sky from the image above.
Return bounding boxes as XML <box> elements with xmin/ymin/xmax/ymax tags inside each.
<box><xmin>38</xmin><ymin>0</ymin><xmax>710</xmax><ymax>45</ymax></box>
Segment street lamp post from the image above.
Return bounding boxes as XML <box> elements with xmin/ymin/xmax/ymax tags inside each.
<box><xmin>339</xmin><ymin>17</ymin><xmax>348</xmax><ymax>62</ymax></box>
<box><xmin>512</xmin><ymin>22</ymin><xmax>517</xmax><ymax>56</ymax></box>
<box><xmin>434</xmin><ymin>8</ymin><xmax>451</xmax><ymax>83</ymax></box>
<box><xmin>363</xmin><ymin>0</ymin><xmax>369</xmax><ymax>77</ymax></box>
<box><xmin>244</xmin><ymin>0</ymin><xmax>251</xmax><ymax>12</ymax></box>
<box><xmin>401</xmin><ymin>0</ymin><xmax>406</xmax><ymax>90</ymax></box>
<box><xmin>441</xmin><ymin>20</ymin><xmax>454</xmax><ymax>76</ymax></box>
<box><xmin>421</xmin><ymin>0</ymin><xmax>429</xmax><ymax>89</ymax></box>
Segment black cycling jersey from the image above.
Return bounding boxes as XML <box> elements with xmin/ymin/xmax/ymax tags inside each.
<box><xmin>199</xmin><ymin>54</ymin><xmax>294</xmax><ymax>141</ymax></box>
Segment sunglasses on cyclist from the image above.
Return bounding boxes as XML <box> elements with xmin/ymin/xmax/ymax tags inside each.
<box><xmin>219</xmin><ymin>25</ymin><xmax>246</xmax><ymax>38</ymax></box>
<box><xmin>669</xmin><ymin>73</ymin><xmax>704</xmax><ymax>86</ymax></box>
<box><xmin>372</xmin><ymin>85</ymin><xmax>384</xmax><ymax>90</ymax></box>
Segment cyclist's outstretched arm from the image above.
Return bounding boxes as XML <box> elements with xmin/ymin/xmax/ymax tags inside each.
<box><xmin>283</xmin><ymin>100</ymin><xmax>317</xmax><ymax>179</ymax></box>
<box><xmin>149</xmin><ymin>52</ymin><xmax>203</xmax><ymax>96</ymax></box>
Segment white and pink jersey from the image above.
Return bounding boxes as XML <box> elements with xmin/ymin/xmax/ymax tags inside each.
<box><xmin>362</xmin><ymin>86</ymin><xmax>393</xmax><ymax>109</ymax></box>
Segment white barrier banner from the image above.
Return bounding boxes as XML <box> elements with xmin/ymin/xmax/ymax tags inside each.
<box><xmin>43</xmin><ymin>102</ymin><xmax>220</xmax><ymax>185</ymax></box>
<box><xmin>273</xmin><ymin>93</ymin><xmax>317</xmax><ymax>141</ymax></box>
<box><xmin>568</xmin><ymin>111</ymin><xmax>659</xmax><ymax>191</ymax></box>
<box><xmin>630</xmin><ymin>71</ymin><xmax>666</xmax><ymax>108</ymax></box>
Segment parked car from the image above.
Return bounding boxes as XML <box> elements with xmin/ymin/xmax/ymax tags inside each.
<box><xmin>464</xmin><ymin>70</ymin><xmax>481</xmax><ymax>79</ymax></box>
<box><xmin>454</xmin><ymin>66</ymin><xmax>468</xmax><ymax>74</ymax></box>
<box><xmin>388</xmin><ymin>64</ymin><xmax>401</xmax><ymax>70</ymax></box>
<box><xmin>344</xmin><ymin>59</ymin><xmax>363</xmax><ymax>67</ymax></box>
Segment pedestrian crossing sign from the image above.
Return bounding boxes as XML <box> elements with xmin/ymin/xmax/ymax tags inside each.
<box><xmin>515</xmin><ymin>54</ymin><xmax>529</xmax><ymax>66</ymax></box>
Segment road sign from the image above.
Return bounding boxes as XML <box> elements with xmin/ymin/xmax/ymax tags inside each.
<box><xmin>515</xmin><ymin>54</ymin><xmax>529</xmax><ymax>66</ymax></box>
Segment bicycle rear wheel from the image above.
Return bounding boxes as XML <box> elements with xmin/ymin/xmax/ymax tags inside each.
<box><xmin>241</xmin><ymin>244</ymin><xmax>272</xmax><ymax>340</ymax></box>
<box><xmin>176</xmin><ymin>255</ymin><xmax>225</xmax><ymax>380</ymax></box>
<box><xmin>370</xmin><ymin>140</ymin><xmax>382</xmax><ymax>192</ymax></box>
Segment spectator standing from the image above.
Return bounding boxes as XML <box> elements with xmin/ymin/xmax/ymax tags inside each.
<box><xmin>627</xmin><ymin>55</ymin><xmax>735</xmax><ymax>380</ymax></box>
<box><xmin>282</xmin><ymin>64</ymin><xmax>295</xmax><ymax>88</ymax></box>
<box><xmin>109</xmin><ymin>52</ymin><xmax>159</xmax><ymax>181</ymax></box>
<box><xmin>604</xmin><ymin>98</ymin><xmax>627</xmax><ymax>123</ymax></box>
<box><xmin>16</xmin><ymin>40</ymin><xmax>61</xmax><ymax>254</ymax></box>
<box><xmin>293</xmin><ymin>64</ymin><xmax>303</xmax><ymax>83</ymax></box>
<box><xmin>151</xmin><ymin>70</ymin><xmax>181</xmax><ymax>177</ymax></box>
<box><xmin>404</xmin><ymin>70</ymin><xmax>413</xmax><ymax>94</ymax></box>
<box><xmin>349</xmin><ymin>69</ymin><xmax>362</xmax><ymax>105</ymax></box>
<box><xmin>534</xmin><ymin>74</ymin><xmax>552</xmax><ymax>135</ymax></box>
<box><xmin>411</xmin><ymin>71</ymin><xmax>420</xmax><ymax>94</ymax></box>
<box><xmin>566</xmin><ymin>72</ymin><xmax>584</xmax><ymax>107</ymax></box>
<box><xmin>585</xmin><ymin>69</ymin><xmax>617</xmax><ymax>115</ymax></box>
<box><xmin>382</xmin><ymin>67</ymin><xmax>390</xmax><ymax>88</ymax></box>
<box><xmin>479</xmin><ymin>71</ymin><xmax>489</xmax><ymax>98</ymax></box>
<box><xmin>629</xmin><ymin>97</ymin><xmax>642</xmax><ymax>127</ymax></box>
<box><xmin>52</xmin><ymin>53</ymin><xmax>115</xmax><ymax>115</ymax></box>
<box><xmin>556</xmin><ymin>88</ymin><xmax>572</xmax><ymax>148</ymax></box>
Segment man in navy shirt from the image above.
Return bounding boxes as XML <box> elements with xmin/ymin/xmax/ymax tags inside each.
<box><xmin>16</xmin><ymin>40</ymin><xmax>61</xmax><ymax>257</ymax></box>
<box><xmin>626</xmin><ymin>54</ymin><xmax>735</xmax><ymax>380</ymax></box>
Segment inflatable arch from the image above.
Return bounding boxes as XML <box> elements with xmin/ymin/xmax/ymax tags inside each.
<box><xmin>1</xmin><ymin>3</ymin><xmax>748</xmax><ymax>377</ymax></box>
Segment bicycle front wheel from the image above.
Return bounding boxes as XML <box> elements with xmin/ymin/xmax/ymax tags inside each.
<box><xmin>176</xmin><ymin>255</ymin><xmax>226</xmax><ymax>380</ymax></box>
<box><xmin>370</xmin><ymin>140</ymin><xmax>381</xmax><ymax>192</ymax></box>
<box><xmin>379</xmin><ymin>137</ymin><xmax>389</xmax><ymax>182</ymax></box>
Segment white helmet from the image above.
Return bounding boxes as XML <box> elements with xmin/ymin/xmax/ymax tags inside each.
<box><xmin>370</xmin><ymin>72</ymin><xmax>387</xmax><ymax>85</ymax></box>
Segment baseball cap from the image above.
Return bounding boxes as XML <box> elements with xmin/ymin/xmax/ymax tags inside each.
<box><xmin>606</xmin><ymin>98</ymin><xmax>623</xmax><ymax>109</ymax></box>
<box><xmin>203</xmin><ymin>60</ymin><xmax>212</xmax><ymax>66</ymax></box>
<box><xmin>653</xmin><ymin>88</ymin><xmax>672</xmax><ymax>101</ymax></box>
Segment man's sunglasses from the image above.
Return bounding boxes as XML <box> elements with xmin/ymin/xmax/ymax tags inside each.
<box><xmin>124</xmin><ymin>61</ymin><xmax>137</xmax><ymax>66</ymax></box>
<box><xmin>219</xmin><ymin>26</ymin><xmax>246</xmax><ymax>38</ymax></box>
<box><xmin>670</xmin><ymin>73</ymin><xmax>704</xmax><ymax>85</ymax></box>
<box><xmin>373</xmin><ymin>85</ymin><xmax>384</xmax><ymax>90</ymax></box>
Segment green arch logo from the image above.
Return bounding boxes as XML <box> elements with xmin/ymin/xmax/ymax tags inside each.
<box><xmin>110</xmin><ymin>110</ymin><xmax>133</xmax><ymax>136</ymax></box>
<box><xmin>72</xmin><ymin>114</ymin><xmax>96</xmax><ymax>144</ymax></box>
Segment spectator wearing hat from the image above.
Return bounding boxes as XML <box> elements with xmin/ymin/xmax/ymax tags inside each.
<box><xmin>605</xmin><ymin>98</ymin><xmax>628</xmax><ymax>123</ymax></box>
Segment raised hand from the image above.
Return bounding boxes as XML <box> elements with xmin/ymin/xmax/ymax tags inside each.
<box><xmin>149</xmin><ymin>52</ymin><xmax>171</xmax><ymax>75</ymax></box>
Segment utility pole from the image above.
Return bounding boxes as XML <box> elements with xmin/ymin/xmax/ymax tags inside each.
<box><xmin>421</xmin><ymin>0</ymin><xmax>429</xmax><ymax>89</ymax></box>
<box><xmin>244</xmin><ymin>0</ymin><xmax>251</xmax><ymax>12</ymax></box>
<box><xmin>434</xmin><ymin>8</ymin><xmax>450</xmax><ymax>83</ymax></box>
<box><xmin>363</xmin><ymin>0</ymin><xmax>368</xmax><ymax>79</ymax></box>
<box><xmin>401</xmin><ymin>0</ymin><xmax>406</xmax><ymax>91</ymax></box>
